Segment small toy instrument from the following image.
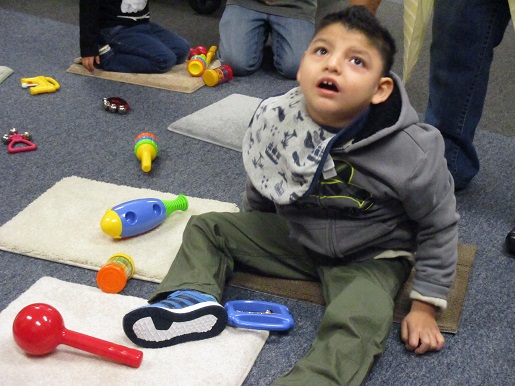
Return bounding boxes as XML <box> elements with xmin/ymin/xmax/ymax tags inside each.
<box><xmin>187</xmin><ymin>45</ymin><xmax>217</xmax><ymax>77</ymax></box>
<box><xmin>21</xmin><ymin>76</ymin><xmax>60</xmax><ymax>95</ymax></box>
<box><xmin>100</xmin><ymin>195</ymin><xmax>189</xmax><ymax>239</ymax></box>
<box><xmin>203</xmin><ymin>64</ymin><xmax>233</xmax><ymax>87</ymax></box>
<box><xmin>103</xmin><ymin>96</ymin><xmax>130</xmax><ymax>114</ymax></box>
<box><xmin>96</xmin><ymin>253</ymin><xmax>135</xmax><ymax>293</ymax></box>
<box><xmin>134</xmin><ymin>132</ymin><xmax>158</xmax><ymax>172</ymax></box>
<box><xmin>224</xmin><ymin>300</ymin><xmax>294</xmax><ymax>331</ymax></box>
<box><xmin>188</xmin><ymin>45</ymin><xmax>208</xmax><ymax>59</ymax></box>
<box><xmin>2</xmin><ymin>128</ymin><xmax>37</xmax><ymax>154</ymax></box>
<box><xmin>13</xmin><ymin>303</ymin><xmax>143</xmax><ymax>368</ymax></box>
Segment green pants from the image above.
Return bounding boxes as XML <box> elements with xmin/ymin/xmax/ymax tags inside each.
<box><xmin>151</xmin><ymin>211</ymin><xmax>411</xmax><ymax>386</ymax></box>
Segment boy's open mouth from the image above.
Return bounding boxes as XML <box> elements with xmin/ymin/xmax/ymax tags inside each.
<box><xmin>318</xmin><ymin>80</ymin><xmax>339</xmax><ymax>92</ymax></box>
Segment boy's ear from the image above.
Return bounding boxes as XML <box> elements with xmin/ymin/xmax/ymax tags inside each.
<box><xmin>371</xmin><ymin>76</ymin><xmax>394</xmax><ymax>105</ymax></box>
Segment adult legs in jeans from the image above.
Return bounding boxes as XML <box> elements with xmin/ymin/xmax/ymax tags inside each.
<box><xmin>424</xmin><ymin>0</ymin><xmax>510</xmax><ymax>190</ymax></box>
<box><xmin>269</xmin><ymin>14</ymin><xmax>314</xmax><ymax>79</ymax></box>
<box><xmin>99</xmin><ymin>22</ymin><xmax>190</xmax><ymax>73</ymax></box>
<box><xmin>219</xmin><ymin>5</ymin><xmax>314</xmax><ymax>79</ymax></box>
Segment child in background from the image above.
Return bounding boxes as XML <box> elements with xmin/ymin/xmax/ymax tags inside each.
<box><xmin>123</xmin><ymin>7</ymin><xmax>459</xmax><ymax>385</ymax></box>
<box><xmin>218</xmin><ymin>0</ymin><xmax>316</xmax><ymax>79</ymax></box>
<box><xmin>78</xmin><ymin>0</ymin><xmax>190</xmax><ymax>73</ymax></box>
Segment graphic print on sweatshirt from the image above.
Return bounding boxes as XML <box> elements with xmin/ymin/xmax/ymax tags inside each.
<box><xmin>310</xmin><ymin>157</ymin><xmax>375</xmax><ymax>211</ymax></box>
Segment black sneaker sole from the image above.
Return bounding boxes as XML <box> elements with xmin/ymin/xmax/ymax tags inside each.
<box><xmin>123</xmin><ymin>302</ymin><xmax>228</xmax><ymax>349</ymax></box>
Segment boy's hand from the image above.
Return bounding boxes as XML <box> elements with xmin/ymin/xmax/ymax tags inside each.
<box><xmin>81</xmin><ymin>56</ymin><xmax>100</xmax><ymax>73</ymax></box>
<box><xmin>401</xmin><ymin>300</ymin><xmax>445</xmax><ymax>354</ymax></box>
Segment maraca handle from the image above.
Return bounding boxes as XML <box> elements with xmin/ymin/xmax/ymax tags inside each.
<box><xmin>62</xmin><ymin>328</ymin><xmax>143</xmax><ymax>368</ymax></box>
<box><xmin>141</xmin><ymin>149</ymin><xmax>152</xmax><ymax>172</ymax></box>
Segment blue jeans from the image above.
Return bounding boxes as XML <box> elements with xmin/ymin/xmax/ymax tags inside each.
<box><xmin>98</xmin><ymin>22</ymin><xmax>190</xmax><ymax>73</ymax></box>
<box><xmin>218</xmin><ymin>5</ymin><xmax>314</xmax><ymax>79</ymax></box>
<box><xmin>424</xmin><ymin>0</ymin><xmax>510</xmax><ymax>190</ymax></box>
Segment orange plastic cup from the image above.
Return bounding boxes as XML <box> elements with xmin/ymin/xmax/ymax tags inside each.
<box><xmin>96</xmin><ymin>253</ymin><xmax>135</xmax><ymax>294</ymax></box>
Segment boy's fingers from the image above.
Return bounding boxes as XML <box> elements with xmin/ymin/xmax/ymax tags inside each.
<box><xmin>401</xmin><ymin>320</ymin><xmax>422</xmax><ymax>351</ymax></box>
<box><xmin>414</xmin><ymin>332</ymin><xmax>433</xmax><ymax>354</ymax></box>
<box><xmin>400</xmin><ymin>320</ymin><xmax>409</xmax><ymax>343</ymax></box>
<box><xmin>401</xmin><ymin>317</ymin><xmax>445</xmax><ymax>354</ymax></box>
<box><xmin>408</xmin><ymin>331</ymin><xmax>421</xmax><ymax>352</ymax></box>
<box><xmin>435</xmin><ymin>332</ymin><xmax>446</xmax><ymax>351</ymax></box>
<box><xmin>415</xmin><ymin>331</ymin><xmax>445</xmax><ymax>354</ymax></box>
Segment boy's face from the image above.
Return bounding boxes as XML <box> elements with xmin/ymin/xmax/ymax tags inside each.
<box><xmin>297</xmin><ymin>23</ymin><xmax>393</xmax><ymax>128</ymax></box>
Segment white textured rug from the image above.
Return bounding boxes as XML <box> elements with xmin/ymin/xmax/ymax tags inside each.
<box><xmin>168</xmin><ymin>94</ymin><xmax>262</xmax><ymax>151</ymax></box>
<box><xmin>0</xmin><ymin>277</ymin><xmax>268</xmax><ymax>386</ymax></box>
<box><xmin>0</xmin><ymin>176</ymin><xmax>239</xmax><ymax>282</ymax></box>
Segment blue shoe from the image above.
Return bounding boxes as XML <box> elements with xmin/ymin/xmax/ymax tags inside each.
<box><xmin>123</xmin><ymin>290</ymin><xmax>227</xmax><ymax>348</ymax></box>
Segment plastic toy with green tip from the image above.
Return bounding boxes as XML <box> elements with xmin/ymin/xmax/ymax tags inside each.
<box><xmin>100</xmin><ymin>195</ymin><xmax>189</xmax><ymax>239</ymax></box>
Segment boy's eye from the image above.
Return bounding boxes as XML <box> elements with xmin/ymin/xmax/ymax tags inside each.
<box><xmin>315</xmin><ymin>48</ymin><xmax>328</xmax><ymax>55</ymax></box>
<box><xmin>350</xmin><ymin>57</ymin><xmax>364</xmax><ymax>66</ymax></box>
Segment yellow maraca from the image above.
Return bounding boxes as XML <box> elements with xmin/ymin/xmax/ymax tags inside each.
<box><xmin>134</xmin><ymin>132</ymin><xmax>158</xmax><ymax>172</ymax></box>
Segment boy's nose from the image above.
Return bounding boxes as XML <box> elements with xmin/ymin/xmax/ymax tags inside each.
<box><xmin>324</xmin><ymin>56</ymin><xmax>341</xmax><ymax>73</ymax></box>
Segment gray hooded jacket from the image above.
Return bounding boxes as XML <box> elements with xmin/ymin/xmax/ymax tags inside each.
<box><xmin>243</xmin><ymin>73</ymin><xmax>459</xmax><ymax>307</ymax></box>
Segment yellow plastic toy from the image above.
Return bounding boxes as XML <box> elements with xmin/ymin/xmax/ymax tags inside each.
<box><xmin>134</xmin><ymin>132</ymin><xmax>158</xmax><ymax>173</ymax></box>
<box><xmin>187</xmin><ymin>46</ymin><xmax>217</xmax><ymax>77</ymax></box>
<box><xmin>21</xmin><ymin>76</ymin><xmax>60</xmax><ymax>95</ymax></box>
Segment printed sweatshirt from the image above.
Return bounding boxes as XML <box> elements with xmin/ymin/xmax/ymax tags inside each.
<box><xmin>242</xmin><ymin>73</ymin><xmax>459</xmax><ymax>308</ymax></box>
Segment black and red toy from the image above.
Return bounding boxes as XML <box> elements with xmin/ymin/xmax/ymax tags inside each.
<box><xmin>102</xmin><ymin>97</ymin><xmax>130</xmax><ymax>114</ymax></box>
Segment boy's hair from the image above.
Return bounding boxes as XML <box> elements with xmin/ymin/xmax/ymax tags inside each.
<box><xmin>317</xmin><ymin>6</ymin><xmax>396</xmax><ymax>76</ymax></box>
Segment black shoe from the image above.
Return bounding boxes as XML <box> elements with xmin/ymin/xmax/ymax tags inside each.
<box><xmin>506</xmin><ymin>227</ymin><xmax>515</xmax><ymax>256</ymax></box>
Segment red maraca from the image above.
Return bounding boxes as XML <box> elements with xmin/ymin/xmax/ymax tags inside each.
<box><xmin>12</xmin><ymin>303</ymin><xmax>143</xmax><ymax>368</ymax></box>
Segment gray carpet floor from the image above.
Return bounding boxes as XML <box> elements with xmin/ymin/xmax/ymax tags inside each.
<box><xmin>0</xmin><ymin>1</ymin><xmax>514</xmax><ymax>385</ymax></box>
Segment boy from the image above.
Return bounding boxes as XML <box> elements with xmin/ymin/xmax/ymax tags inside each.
<box><xmin>78</xmin><ymin>0</ymin><xmax>190</xmax><ymax>74</ymax></box>
<box><xmin>123</xmin><ymin>7</ymin><xmax>458</xmax><ymax>385</ymax></box>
